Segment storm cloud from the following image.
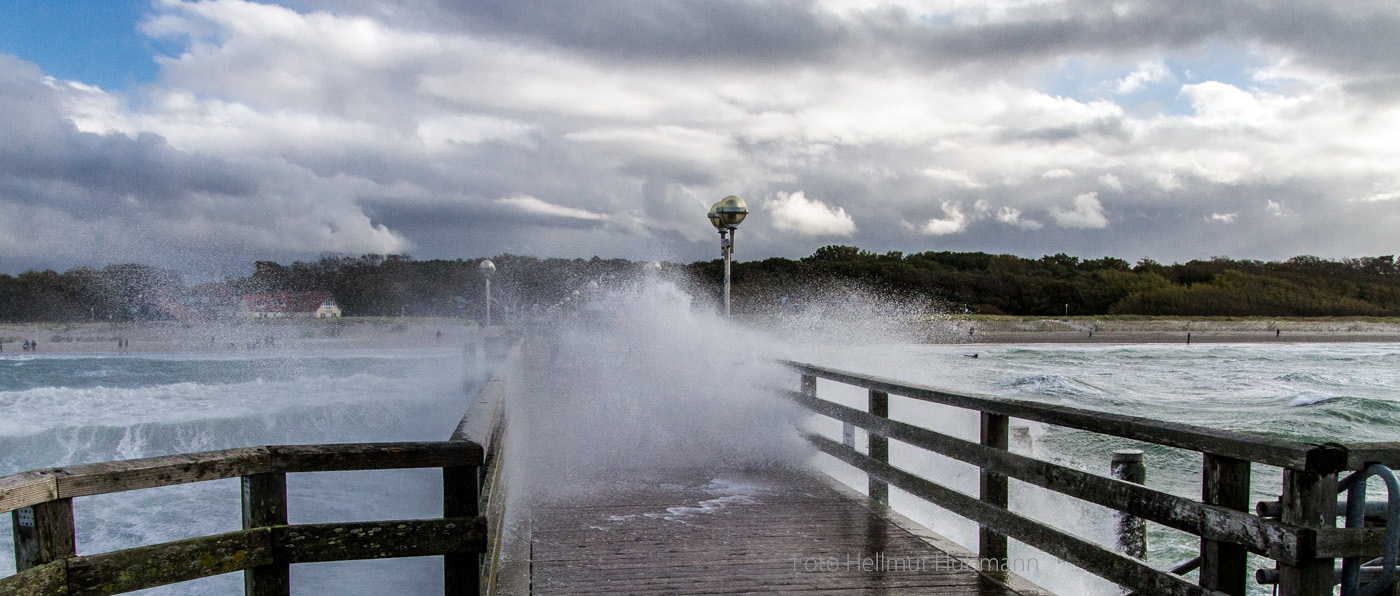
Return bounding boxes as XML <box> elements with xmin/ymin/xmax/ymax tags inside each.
<box><xmin>2</xmin><ymin>0</ymin><xmax>1398</xmax><ymax>275</ymax></box>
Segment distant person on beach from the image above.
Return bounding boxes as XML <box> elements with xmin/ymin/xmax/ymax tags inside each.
<box><xmin>1187</xmin><ymin>332</ymin><xmax>1191</xmax><ymax>345</ymax></box>
<box><xmin>1276</xmin><ymin>329</ymin><xmax>1280</xmax><ymax>338</ymax></box>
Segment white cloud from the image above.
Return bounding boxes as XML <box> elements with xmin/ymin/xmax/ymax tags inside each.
<box><xmin>1041</xmin><ymin>168</ymin><xmax>1074</xmax><ymax>179</ymax></box>
<box><xmin>922</xmin><ymin>167</ymin><xmax>986</xmax><ymax>189</ymax></box>
<box><xmin>1210</xmin><ymin>212</ymin><xmax>1238</xmax><ymax>223</ymax></box>
<box><xmin>767</xmin><ymin>191</ymin><xmax>857</xmax><ymax>237</ymax></box>
<box><xmin>1116</xmin><ymin>60</ymin><xmax>1172</xmax><ymax>94</ymax></box>
<box><xmin>495</xmin><ymin>195</ymin><xmax>607</xmax><ymax>221</ymax></box>
<box><xmin>1049</xmin><ymin>192</ymin><xmax>1108</xmax><ymax>229</ymax></box>
<box><xmin>996</xmin><ymin>206</ymin><xmax>1043</xmax><ymax>230</ymax></box>
<box><xmin>1266</xmin><ymin>200</ymin><xmax>1291</xmax><ymax>217</ymax></box>
<box><xmin>918</xmin><ymin>202</ymin><xmax>969</xmax><ymax>235</ymax></box>
<box><xmin>1157</xmin><ymin>173</ymin><xmax>1182</xmax><ymax>191</ymax></box>
<box><xmin>1098</xmin><ymin>174</ymin><xmax>1123</xmax><ymax>191</ymax></box>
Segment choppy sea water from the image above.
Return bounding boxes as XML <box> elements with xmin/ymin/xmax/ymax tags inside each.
<box><xmin>0</xmin><ymin>348</ymin><xmax>472</xmax><ymax>595</ymax></box>
<box><xmin>792</xmin><ymin>342</ymin><xmax>1400</xmax><ymax>595</ymax></box>
<box><xmin>2</xmin><ymin>340</ymin><xmax>1397</xmax><ymax>596</ymax></box>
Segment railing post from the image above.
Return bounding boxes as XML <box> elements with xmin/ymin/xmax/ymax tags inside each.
<box><xmin>800</xmin><ymin>374</ymin><xmax>815</xmax><ymax>398</ymax></box>
<box><xmin>1111</xmin><ymin>450</ymin><xmax>1147</xmax><ymax>559</ymax></box>
<box><xmin>444</xmin><ymin>464</ymin><xmax>481</xmax><ymax>596</ymax></box>
<box><xmin>11</xmin><ymin>499</ymin><xmax>76</xmax><ymax>571</ymax></box>
<box><xmin>1200</xmin><ymin>454</ymin><xmax>1249</xmax><ymax>595</ymax></box>
<box><xmin>242</xmin><ymin>472</ymin><xmax>289</xmax><ymax>596</ymax></box>
<box><xmin>980</xmin><ymin>412</ymin><xmax>1010</xmax><ymax>570</ymax></box>
<box><xmin>868</xmin><ymin>389</ymin><xmax>889</xmax><ymax>504</ymax></box>
<box><xmin>1278</xmin><ymin>469</ymin><xmax>1339</xmax><ymax>596</ymax></box>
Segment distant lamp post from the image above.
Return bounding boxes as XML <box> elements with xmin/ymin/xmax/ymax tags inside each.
<box><xmin>708</xmin><ymin>195</ymin><xmax>749</xmax><ymax>319</ymax></box>
<box><xmin>479</xmin><ymin>259</ymin><xmax>496</xmax><ymax>327</ymax></box>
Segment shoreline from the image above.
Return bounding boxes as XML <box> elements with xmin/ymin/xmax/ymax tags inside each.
<box><xmin>0</xmin><ymin>318</ymin><xmax>479</xmax><ymax>355</ymax></box>
<box><xmin>945</xmin><ymin>316</ymin><xmax>1400</xmax><ymax>345</ymax></box>
<box><xmin>3</xmin><ymin>317</ymin><xmax>1400</xmax><ymax>355</ymax></box>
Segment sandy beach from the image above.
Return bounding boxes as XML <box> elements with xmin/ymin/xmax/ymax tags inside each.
<box><xmin>0</xmin><ymin>318</ymin><xmax>481</xmax><ymax>354</ymax></box>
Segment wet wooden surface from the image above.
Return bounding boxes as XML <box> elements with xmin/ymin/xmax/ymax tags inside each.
<box><xmin>530</xmin><ymin>469</ymin><xmax>1025</xmax><ymax>595</ymax></box>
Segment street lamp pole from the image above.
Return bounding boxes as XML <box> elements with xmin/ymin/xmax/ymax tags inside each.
<box><xmin>479</xmin><ymin>259</ymin><xmax>496</xmax><ymax>327</ymax></box>
<box><xmin>708</xmin><ymin>195</ymin><xmax>749</xmax><ymax>320</ymax></box>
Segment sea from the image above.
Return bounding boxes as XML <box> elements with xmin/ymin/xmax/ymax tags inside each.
<box><xmin>2</xmin><ymin>333</ymin><xmax>1397</xmax><ymax>595</ymax></box>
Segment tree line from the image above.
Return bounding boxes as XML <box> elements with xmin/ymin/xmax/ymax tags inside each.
<box><xmin>2</xmin><ymin>248</ymin><xmax>1398</xmax><ymax>322</ymax></box>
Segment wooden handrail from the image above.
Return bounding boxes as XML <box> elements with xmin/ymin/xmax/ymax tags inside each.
<box><xmin>783</xmin><ymin>360</ymin><xmax>1400</xmax><ymax>596</ymax></box>
<box><xmin>0</xmin><ymin>442</ymin><xmax>483</xmax><ymax>515</ymax></box>
<box><xmin>1</xmin><ymin>337</ymin><xmax>523</xmax><ymax>596</ymax></box>
<box><xmin>783</xmin><ymin>360</ymin><xmax>1349</xmax><ymax>472</ymax></box>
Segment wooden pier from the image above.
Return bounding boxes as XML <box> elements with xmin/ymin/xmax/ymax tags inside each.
<box><xmin>2</xmin><ymin>335</ymin><xmax>1397</xmax><ymax>596</ymax></box>
<box><xmin>530</xmin><ymin>468</ymin><xmax>1037</xmax><ymax>596</ymax></box>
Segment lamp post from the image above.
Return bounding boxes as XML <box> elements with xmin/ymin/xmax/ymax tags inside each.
<box><xmin>708</xmin><ymin>195</ymin><xmax>749</xmax><ymax>319</ymax></box>
<box><xmin>479</xmin><ymin>259</ymin><xmax>495</xmax><ymax>327</ymax></box>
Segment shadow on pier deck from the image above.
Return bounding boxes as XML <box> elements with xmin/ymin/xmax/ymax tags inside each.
<box><xmin>530</xmin><ymin>468</ymin><xmax>1035</xmax><ymax>595</ymax></box>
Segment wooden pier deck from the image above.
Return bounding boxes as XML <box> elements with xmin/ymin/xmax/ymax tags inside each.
<box><xmin>529</xmin><ymin>468</ymin><xmax>1032</xmax><ymax>595</ymax></box>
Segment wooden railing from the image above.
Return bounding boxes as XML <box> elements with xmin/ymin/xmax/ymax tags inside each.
<box><xmin>783</xmin><ymin>360</ymin><xmax>1397</xmax><ymax>596</ymax></box>
<box><xmin>1</xmin><ymin>341</ymin><xmax>518</xmax><ymax>596</ymax></box>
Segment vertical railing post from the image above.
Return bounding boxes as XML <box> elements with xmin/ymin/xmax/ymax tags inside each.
<box><xmin>1111</xmin><ymin>450</ymin><xmax>1147</xmax><ymax>559</ymax></box>
<box><xmin>1200</xmin><ymin>454</ymin><xmax>1250</xmax><ymax>595</ymax></box>
<box><xmin>1278</xmin><ymin>469</ymin><xmax>1339</xmax><ymax>596</ymax></box>
<box><xmin>980</xmin><ymin>413</ymin><xmax>1010</xmax><ymax>570</ymax></box>
<box><xmin>800</xmin><ymin>374</ymin><xmax>816</xmax><ymax>399</ymax></box>
<box><xmin>868</xmin><ymin>389</ymin><xmax>889</xmax><ymax>504</ymax></box>
<box><xmin>242</xmin><ymin>472</ymin><xmax>289</xmax><ymax>596</ymax></box>
<box><xmin>11</xmin><ymin>499</ymin><xmax>75</xmax><ymax>571</ymax></box>
<box><xmin>444</xmin><ymin>464</ymin><xmax>481</xmax><ymax>596</ymax></box>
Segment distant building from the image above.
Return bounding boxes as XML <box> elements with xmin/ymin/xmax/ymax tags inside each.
<box><xmin>237</xmin><ymin>292</ymin><xmax>342</xmax><ymax>319</ymax></box>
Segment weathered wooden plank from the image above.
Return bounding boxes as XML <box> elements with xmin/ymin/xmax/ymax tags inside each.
<box><xmin>268</xmin><ymin>442</ymin><xmax>481</xmax><ymax>473</ymax></box>
<box><xmin>276</xmin><ymin>517</ymin><xmax>487</xmax><ymax>564</ymax></box>
<box><xmin>867</xmin><ymin>389</ymin><xmax>889</xmax><ymax>504</ymax></box>
<box><xmin>66</xmin><ymin>527</ymin><xmax>273</xmax><ymax>596</ymax></box>
<box><xmin>0</xmin><ymin>560</ymin><xmax>66</xmax><ymax>596</ymax></box>
<box><xmin>784</xmin><ymin>361</ymin><xmax>1347</xmax><ymax>472</ymax></box>
<box><xmin>242</xmin><ymin>473</ymin><xmax>288</xmax><ymax>596</ymax></box>
<box><xmin>980</xmin><ymin>412</ymin><xmax>1009</xmax><ymax>567</ymax></box>
<box><xmin>1344</xmin><ymin>442</ymin><xmax>1400</xmax><ymax>470</ymax></box>
<box><xmin>443</xmin><ymin>466</ymin><xmax>481</xmax><ymax>596</ymax></box>
<box><xmin>783</xmin><ymin>388</ymin><xmax>1307</xmax><ymax>565</ymax></box>
<box><xmin>1277</xmin><ymin>469</ymin><xmax>1338</xmax><ymax>596</ymax></box>
<box><xmin>53</xmin><ymin>447</ymin><xmax>272</xmax><ymax>499</ymax></box>
<box><xmin>1314</xmin><ymin>526</ymin><xmax>1389</xmax><ymax>558</ymax></box>
<box><xmin>0</xmin><ymin>471</ymin><xmax>58</xmax><ymax>515</ymax></box>
<box><xmin>1199</xmin><ymin>454</ymin><xmax>1250</xmax><ymax>595</ymax></box>
<box><xmin>13</xmin><ymin>499</ymin><xmax>76</xmax><ymax>572</ymax></box>
<box><xmin>451</xmin><ymin>379</ymin><xmax>505</xmax><ymax>449</ymax></box>
<box><xmin>807</xmin><ymin>432</ymin><xmax>1228</xmax><ymax>596</ymax></box>
<box><xmin>1111</xmin><ymin>450</ymin><xmax>1147</xmax><ymax>559</ymax></box>
<box><xmin>18</xmin><ymin>443</ymin><xmax>478</xmax><ymax>501</ymax></box>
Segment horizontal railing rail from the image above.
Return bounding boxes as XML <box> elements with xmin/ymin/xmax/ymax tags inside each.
<box><xmin>0</xmin><ymin>442</ymin><xmax>483</xmax><ymax>515</ymax></box>
<box><xmin>783</xmin><ymin>360</ymin><xmax>1400</xmax><ymax>596</ymax></box>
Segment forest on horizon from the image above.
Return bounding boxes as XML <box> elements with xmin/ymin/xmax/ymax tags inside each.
<box><xmin>2</xmin><ymin>247</ymin><xmax>1399</xmax><ymax>322</ymax></box>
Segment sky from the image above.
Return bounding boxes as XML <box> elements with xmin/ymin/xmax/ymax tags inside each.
<box><xmin>1</xmin><ymin>0</ymin><xmax>1398</xmax><ymax>277</ymax></box>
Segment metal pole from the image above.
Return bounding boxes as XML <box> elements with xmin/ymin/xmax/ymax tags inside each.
<box><xmin>484</xmin><ymin>278</ymin><xmax>491</xmax><ymax>327</ymax></box>
<box><xmin>723</xmin><ymin>228</ymin><xmax>733</xmax><ymax>320</ymax></box>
